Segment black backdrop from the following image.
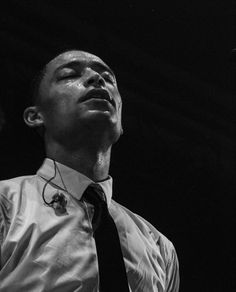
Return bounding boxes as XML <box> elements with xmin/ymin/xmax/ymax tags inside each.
<box><xmin>1</xmin><ymin>1</ymin><xmax>235</xmax><ymax>291</ymax></box>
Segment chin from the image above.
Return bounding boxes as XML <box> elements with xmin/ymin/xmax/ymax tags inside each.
<box><xmin>84</xmin><ymin>109</ymin><xmax>116</xmax><ymax>124</ymax></box>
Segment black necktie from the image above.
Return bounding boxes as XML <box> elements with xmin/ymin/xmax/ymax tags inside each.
<box><xmin>82</xmin><ymin>184</ymin><xmax>129</xmax><ymax>292</ymax></box>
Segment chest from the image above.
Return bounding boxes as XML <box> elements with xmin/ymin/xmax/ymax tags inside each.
<box><xmin>1</xmin><ymin>197</ymin><xmax>166</xmax><ymax>291</ymax></box>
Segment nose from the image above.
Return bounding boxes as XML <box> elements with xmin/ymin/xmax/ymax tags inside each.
<box><xmin>84</xmin><ymin>69</ymin><xmax>105</xmax><ymax>88</ymax></box>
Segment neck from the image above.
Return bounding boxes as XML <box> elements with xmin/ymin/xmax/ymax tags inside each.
<box><xmin>46</xmin><ymin>142</ymin><xmax>112</xmax><ymax>182</ymax></box>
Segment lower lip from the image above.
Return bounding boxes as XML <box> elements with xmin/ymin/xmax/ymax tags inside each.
<box><xmin>84</xmin><ymin>98</ymin><xmax>112</xmax><ymax>105</ymax></box>
<box><xmin>83</xmin><ymin>98</ymin><xmax>114</xmax><ymax>110</ymax></box>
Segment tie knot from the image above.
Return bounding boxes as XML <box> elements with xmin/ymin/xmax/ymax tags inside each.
<box><xmin>83</xmin><ymin>184</ymin><xmax>107</xmax><ymax>207</ymax></box>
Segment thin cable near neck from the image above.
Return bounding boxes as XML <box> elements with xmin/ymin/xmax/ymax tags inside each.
<box><xmin>41</xmin><ymin>160</ymin><xmax>57</xmax><ymax>206</ymax></box>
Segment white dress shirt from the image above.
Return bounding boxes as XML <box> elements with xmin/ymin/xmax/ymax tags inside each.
<box><xmin>0</xmin><ymin>158</ymin><xmax>179</xmax><ymax>291</ymax></box>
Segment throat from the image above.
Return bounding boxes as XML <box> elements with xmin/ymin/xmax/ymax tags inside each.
<box><xmin>47</xmin><ymin>145</ymin><xmax>111</xmax><ymax>182</ymax></box>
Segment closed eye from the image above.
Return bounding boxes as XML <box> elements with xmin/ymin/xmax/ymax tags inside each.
<box><xmin>58</xmin><ymin>74</ymin><xmax>78</xmax><ymax>80</ymax></box>
<box><xmin>102</xmin><ymin>72</ymin><xmax>115</xmax><ymax>84</ymax></box>
<box><xmin>57</xmin><ymin>68</ymin><xmax>80</xmax><ymax>81</ymax></box>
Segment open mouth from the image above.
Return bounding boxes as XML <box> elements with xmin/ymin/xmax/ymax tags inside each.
<box><xmin>82</xmin><ymin>89</ymin><xmax>114</xmax><ymax>106</ymax></box>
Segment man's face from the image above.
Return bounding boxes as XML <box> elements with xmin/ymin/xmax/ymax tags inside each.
<box><xmin>38</xmin><ymin>50</ymin><xmax>123</xmax><ymax>145</ymax></box>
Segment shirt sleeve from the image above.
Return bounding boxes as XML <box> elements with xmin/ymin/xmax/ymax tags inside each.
<box><xmin>165</xmin><ymin>244</ymin><xmax>180</xmax><ymax>292</ymax></box>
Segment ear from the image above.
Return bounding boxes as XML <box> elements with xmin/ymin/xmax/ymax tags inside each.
<box><xmin>23</xmin><ymin>106</ymin><xmax>44</xmax><ymax>128</ymax></box>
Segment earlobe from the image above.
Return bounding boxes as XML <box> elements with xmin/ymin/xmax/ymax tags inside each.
<box><xmin>23</xmin><ymin>106</ymin><xmax>44</xmax><ymax>128</ymax></box>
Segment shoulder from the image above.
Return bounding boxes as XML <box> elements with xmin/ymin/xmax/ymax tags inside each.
<box><xmin>0</xmin><ymin>175</ymin><xmax>38</xmax><ymax>243</ymax></box>
<box><xmin>111</xmin><ymin>200</ymin><xmax>177</xmax><ymax>262</ymax></box>
<box><xmin>0</xmin><ymin>175</ymin><xmax>36</xmax><ymax>203</ymax></box>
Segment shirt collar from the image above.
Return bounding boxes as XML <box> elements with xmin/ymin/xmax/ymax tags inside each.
<box><xmin>36</xmin><ymin>158</ymin><xmax>113</xmax><ymax>206</ymax></box>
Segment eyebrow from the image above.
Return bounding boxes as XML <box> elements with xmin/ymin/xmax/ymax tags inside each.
<box><xmin>54</xmin><ymin>60</ymin><xmax>116</xmax><ymax>78</ymax></box>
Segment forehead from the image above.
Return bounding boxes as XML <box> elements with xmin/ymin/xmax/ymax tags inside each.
<box><xmin>46</xmin><ymin>50</ymin><xmax>109</xmax><ymax>75</ymax></box>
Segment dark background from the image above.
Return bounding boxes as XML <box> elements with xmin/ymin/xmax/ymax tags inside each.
<box><xmin>0</xmin><ymin>1</ymin><xmax>235</xmax><ymax>291</ymax></box>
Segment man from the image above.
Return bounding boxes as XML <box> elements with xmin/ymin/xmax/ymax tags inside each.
<box><xmin>0</xmin><ymin>50</ymin><xmax>179</xmax><ymax>291</ymax></box>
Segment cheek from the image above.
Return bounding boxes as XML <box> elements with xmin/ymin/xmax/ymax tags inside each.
<box><xmin>116</xmin><ymin>95</ymin><xmax>122</xmax><ymax>115</ymax></box>
<box><xmin>111</xmin><ymin>88</ymin><xmax>122</xmax><ymax>106</ymax></box>
<box><xmin>49</xmin><ymin>82</ymin><xmax>83</xmax><ymax>101</ymax></box>
<box><xmin>46</xmin><ymin>86</ymin><xmax>81</xmax><ymax>114</ymax></box>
